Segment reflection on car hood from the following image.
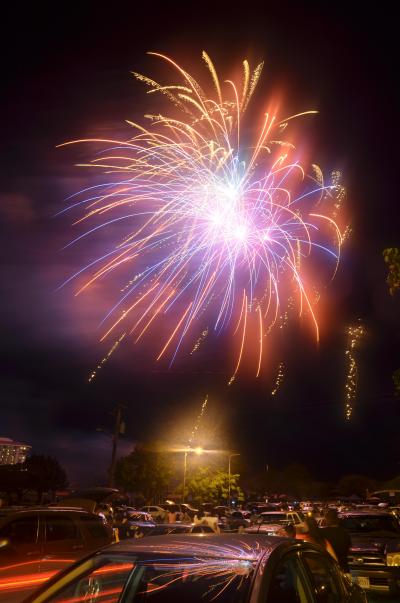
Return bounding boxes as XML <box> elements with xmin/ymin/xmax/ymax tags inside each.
<box><xmin>107</xmin><ymin>533</ymin><xmax>288</xmax><ymax>561</ymax></box>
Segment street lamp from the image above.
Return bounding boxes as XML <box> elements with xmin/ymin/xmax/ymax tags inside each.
<box><xmin>182</xmin><ymin>446</ymin><xmax>204</xmax><ymax>504</ymax></box>
<box><xmin>228</xmin><ymin>453</ymin><xmax>240</xmax><ymax>508</ymax></box>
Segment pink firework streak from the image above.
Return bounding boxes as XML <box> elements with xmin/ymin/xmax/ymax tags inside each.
<box><xmin>58</xmin><ymin>52</ymin><xmax>343</xmax><ymax>382</ymax></box>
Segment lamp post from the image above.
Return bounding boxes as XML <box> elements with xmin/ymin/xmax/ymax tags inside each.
<box><xmin>228</xmin><ymin>453</ymin><xmax>240</xmax><ymax>508</ymax></box>
<box><xmin>182</xmin><ymin>446</ymin><xmax>203</xmax><ymax>504</ymax></box>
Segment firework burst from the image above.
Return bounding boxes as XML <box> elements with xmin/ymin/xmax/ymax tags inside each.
<box><xmin>344</xmin><ymin>321</ymin><xmax>365</xmax><ymax>420</ymax></box>
<box><xmin>60</xmin><ymin>52</ymin><xmax>343</xmax><ymax>380</ymax></box>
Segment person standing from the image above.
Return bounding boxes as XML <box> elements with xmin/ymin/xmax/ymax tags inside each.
<box><xmin>168</xmin><ymin>509</ymin><xmax>177</xmax><ymax>523</ymax></box>
<box><xmin>320</xmin><ymin>509</ymin><xmax>351</xmax><ymax>572</ymax></box>
<box><xmin>296</xmin><ymin>517</ymin><xmax>338</xmax><ymax>561</ymax></box>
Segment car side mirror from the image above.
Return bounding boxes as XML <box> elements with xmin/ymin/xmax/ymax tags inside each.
<box><xmin>0</xmin><ymin>538</ymin><xmax>10</xmax><ymax>550</ymax></box>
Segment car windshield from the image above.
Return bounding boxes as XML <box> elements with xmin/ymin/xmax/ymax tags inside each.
<box><xmin>341</xmin><ymin>515</ymin><xmax>400</xmax><ymax>535</ymax></box>
<box><xmin>38</xmin><ymin>554</ymin><xmax>255</xmax><ymax>603</ymax></box>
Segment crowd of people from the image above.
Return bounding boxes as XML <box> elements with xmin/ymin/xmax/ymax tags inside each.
<box><xmin>104</xmin><ymin>500</ymin><xmax>353</xmax><ymax>573</ymax></box>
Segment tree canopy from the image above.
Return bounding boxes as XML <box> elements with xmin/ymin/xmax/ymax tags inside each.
<box><xmin>186</xmin><ymin>466</ymin><xmax>243</xmax><ymax>505</ymax></box>
<box><xmin>0</xmin><ymin>454</ymin><xmax>68</xmax><ymax>503</ymax></box>
<box><xmin>115</xmin><ymin>446</ymin><xmax>173</xmax><ymax>503</ymax></box>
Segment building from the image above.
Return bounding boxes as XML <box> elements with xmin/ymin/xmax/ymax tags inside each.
<box><xmin>0</xmin><ymin>437</ymin><xmax>31</xmax><ymax>465</ymax></box>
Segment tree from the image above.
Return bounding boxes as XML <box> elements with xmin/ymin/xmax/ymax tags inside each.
<box><xmin>186</xmin><ymin>467</ymin><xmax>244</xmax><ymax>505</ymax></box>
<box><xmin>24</xmin><ymin>455</ymin><xmax>68</xmax><ymax>503</ymax></box>
<box><xmin>337</xmin><ymin>474</ymin><xmax>378</xmax><ymax>498</ymax></box>
<box><xmin>0</xmin><ymin>464</ymin><xmax>31</xmax><ymax>503</ymax></box>
<box><xmin>260</xmin><ymin>464</ymin><xmax>319</xmax><ymax>499</ymax></box>
<box><xmin>115</xmin><ymin>447</ymin><xmax>172</xmax><ymax>503</ymax></box>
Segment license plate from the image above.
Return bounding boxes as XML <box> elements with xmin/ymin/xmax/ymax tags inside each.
<box><xmin>356</xmin><ymin>576</ymin><xmax>370</xmax><ymax>589</ymax></box>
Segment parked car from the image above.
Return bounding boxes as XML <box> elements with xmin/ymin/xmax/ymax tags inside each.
<box><xmin>161</xmin><ymin>502</ymin><xmax>199</xmax><ymax>521</ymax></box>
<box><xmin>245</xmin><ymin>522</ymin><xmax>288</xmax><ymax>536</ymax></box>
<box><xmin>213</xmin><ymin>505</ymin><xmax>230</xmax><ymax>517</ymax></box>
<box><xmin>54</xmin><ymin>497</ymin><xmax>114</xmax><ymax>523</ymax></box>
<box><xmin>139</xmin><ymin>522</ymin><xmax>217</xmax><ymax>536</ymax></box>
<box><xmin>113</xmin><ymin>508</ymin><xmax>156</xmax><ymax>539</ymax></box>
<box><xmin>140</xmin><ymin>505</ymin><xmax>168</xmax><ymax>521</ymax></box>
<box><xmin>255</xmin><ymin>510</ymin><xmax>304</xmax><ymax>526</ymax></box>
<box><xmin>0</xmin><ymin>507</ymin><xmax>113</xmax><ymax>603</ymax></box>
<box><xmin>20</xmin><ymin>533</ymin><xmax>367</xmax><ymax>602</ymax></box>
<box><xmin>220</xmin><ymin>510</ymin><xmax>250</xmax><ymax>531</ymax></box>
<box><xmin>340</xmin><ymin>510</ymin><xmax>400</xmax><ymax>597</ymax></box>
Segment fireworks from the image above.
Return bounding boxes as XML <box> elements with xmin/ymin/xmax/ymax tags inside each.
<box><xmin>88</xmin><ymin>331</ymin><xmax>126</xmax><ymax>382</ymax></box>
<box><xmin>271</xmin><ymin>361</ymin><xmax>285</xmax><ymax>396</ymax></box>
<box><xmin>188</xmin><ymin>394</ymin><xmax>208</xmax><ymax>445</ymax></box>
<box><xmin>344</xmin><ymin>321</ymin><xmax>365</xmax><ymax>420</ymax></box>
<box><xmin>191</xmin><ymin>327</ymin><xmax>209</xmax><ymax>354</ymax></box>
<box><xmin>60</xmin><ymin>52</ymin><xmax>343</xmax><ymax>380</ymax></box>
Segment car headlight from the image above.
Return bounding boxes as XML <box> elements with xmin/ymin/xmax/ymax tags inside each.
<box><xmin>386</xmin><ymin>553</ymin><xmax>400</xmax><ymax>566</ymax></box>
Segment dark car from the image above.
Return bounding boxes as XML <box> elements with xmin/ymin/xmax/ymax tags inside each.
<box><xmin>220</xmin><ymin>510</ymin><xmax>250</xmax><ymax>531</ymax></box>
<box><xmin>160</xmin><ymin>502</ymin><xmax>199</xmax><ymax>521</ymax></box>
<box><xmin>113</xmin><ymin>509</ymin><xmax>156</xmax><ymax>539</ymax></box>
<box><xmin>340</xmin><ymin>510</ymin><xmax>400</xmax><ymax>596</ymax></box>
<box><xmin>0</xmin><ymin>507</ymin><xmax>113</xmax><ymax>603</ymax></box>
<box><xmin>253</xmin><ymin>511</ymin><xmax>304</xmax><ymax>526</ymax></box>
<box><xmin>21</xmin><ymin>533</ymin><xmax>367</xmax><ymax>602</ymax></box>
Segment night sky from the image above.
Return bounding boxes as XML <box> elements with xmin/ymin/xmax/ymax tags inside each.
<box><xmin>1</xmin><ymin>4</ymin><xmax>399</xmax><ymax>487</ymax></box>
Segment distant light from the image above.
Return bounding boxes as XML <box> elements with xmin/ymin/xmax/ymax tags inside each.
<box><xmin>194</xmin><ymin>447</ymin><xmax>204</xmax><ymax>455</ymax></box>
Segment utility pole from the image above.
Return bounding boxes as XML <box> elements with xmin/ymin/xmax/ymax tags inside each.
<box><xmin>109</xmin><ymin>403</ymin><xmax>126</xmax><ymax>487</ymax></box>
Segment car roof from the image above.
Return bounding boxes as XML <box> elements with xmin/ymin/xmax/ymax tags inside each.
<box><xmin>100</xmin><ymin>533</ymin><xmax>289</xmax><ymax>561</ymax></box>
<box><xmin>260</xmin><ymin>511</ymin><xmax>290</xmax><ymax>514</ymax></box>
<box><xmin>0</xmin><ymin>507</ymin><xmax>100</xmax><ymax>518</ymax></box>
<box><xmin>340</xmin><ymin>510</ymin><xmax>395</xmax><ymax>516</ymax></box>
<box><xmin>149</xmin><ymin>522</ymin><xmax>193</xmax><ymax>528</ymax></box>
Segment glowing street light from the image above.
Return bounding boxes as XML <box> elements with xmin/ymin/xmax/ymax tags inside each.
<box><xmin>167</xmin><ymin>445</ymin><xmax>221</xmax><ymax>504</ymax></box>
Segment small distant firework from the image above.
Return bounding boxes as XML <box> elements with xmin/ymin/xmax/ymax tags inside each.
<box><xmin>188</xmin><ymin>394</ymin><xmax>208</xmax><ymax>445</ymax></box>
<box><xmin>190</xmin><ymin>327</ymin><xmax>209</xmax><ymax>354</ymax></box>
<box><xmin>331</xmin><ymin>170</ymin><xmax>352</xmax><ymax>243</ymax></box>
<box><xmin>271</xmin><ymin>361</ymin><xmax>285</xmax><ymax>396</ymax></box>
<box><xmin>88</xmin><ymin>332</ymin><xmax>126</xmax><ymax>382</ymax></box>
<box><xmin>60</xmin><ymin>51</ymin><xmax>344</xmax><ymax>380</ymax></box>
<box><xmin>344</xmin><ymin>321</ymin><xmax>365</xmax><ymax>420</ymax></box>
